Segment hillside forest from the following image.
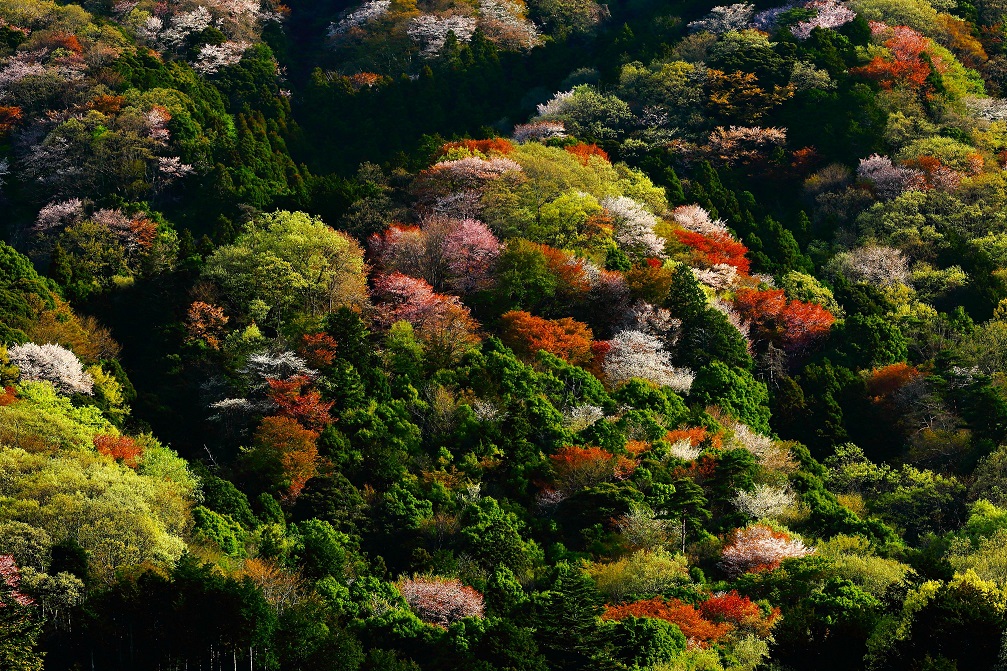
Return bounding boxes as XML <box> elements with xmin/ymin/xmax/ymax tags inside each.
<box><xmin>7</xmin><ymin>0</ymin><xmax>1007</xmax><ymax>668</ymax></box>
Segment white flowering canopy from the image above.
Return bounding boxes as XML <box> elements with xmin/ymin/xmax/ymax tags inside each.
<box><xmin>7</xmin><ymin>343</ymin><xmax>94</xmax><ymax>396</ymax></box>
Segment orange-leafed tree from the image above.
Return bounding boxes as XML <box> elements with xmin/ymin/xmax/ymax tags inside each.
<box><xmin>299</xmin><ymin>332</ymin><xmax>339</xmax><ymax>368</ymax></box>
<box><xmin>699</xmin><ymin>590</ymin><xmax>780</xmax><ymax>638</ymax></box>
<box><xmin>733</xmin><ymin>288</ymin><xmax>834</xmax><ymax>354</ymax></box>
<box><xmin>550</xmin><ymin>445</ymin><xmax>630</xmax><ymax>493</ymax></box>
<box><xmin>246</xmin><ymin>416</ymin><xmax>320</xmax><ymax>499</ymax></box>
<box><xmin>565</xmin><ymin>142</ymin><xmax>610</xmax><ymax>165</ymax></box>
<box><xmin>0</xmin><ymin>106</ymin><xmax>21</xmax><ymax>136</ymax></box>
<box><xmin>186</xmin><ymin>301</ymin><xmax>228</xmax><ymax>350</ymax></box>
<box><xmin>500</xmin><ymin>310</ymin><xmax>594</xmax><ymax>366</ymax></box>
<box><xmin>94</xmin><ymin>434</ymin><xmax>144</xmax><ymax>468</ymax></box>
<box><xmin>603</xmin><ymin>597</ymin><xmax>734</xmax><ymax>645</ymax></box>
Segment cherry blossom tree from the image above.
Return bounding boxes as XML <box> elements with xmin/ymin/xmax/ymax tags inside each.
<box><xmin>192</xmin><ymin>41</ymin><xmax>250</xmax><ymax>75</ymax></box>
<box><xmin>512</xmin><ymin>120</ymin><xmax>568</xmax><ymax>143</ymax></box>
<box><xmin>790</xmin><ymin>0</ymin><xmax>856</xmax><ymax>39</ymax></box>
<box><xmin>601</xmin><ymin>196</ymin><xmax>667</xmax><ymax>259</ymax></box>
<box><xmin>327</xmin><ymin>0</ymin><xmax>392</xmax><ymax>37</ymax></box>
<box><xmin>0</xmin><ymin>555</ymin><xmax>33</xmax><ymax>606</ymax></box>
<box><xmin>34</xmin><ymin>199</ymin><xmax>84</xmax><ymax>233</ymax></box>
<box><xmin>719</xmin><ymin>524</ymin><xmax>813</xmax><ymax>577</ymax></box>
<box><xmin>7</xmin><ymin>343</ymin><xmax>94</xmax><ymax>395</ymax></box>
<box><xmin>688</xmin><ymin>3</ymin><xmax>755</xmax><ymax>34</ymax></box>
<box><xmin>603</xmin><ymin>330</ymin><xmax>694</xmax><ymax>392</ymax></box>
<box><xmin>856</xmin><ymin>154</ymin><xmax>924</xmax><ymax>199</ymax></box>
<box><xmin>671</xmin><ymin>204</ymin><xmax>729</xmax><ymax>236</ymax></box>
<box><xmin>407</xmin><ymin>15</ymin><xmax>478</xmax><ymax>56</ymax></box>
<box><xmin>733</xmin><ymin>484</ymin><xmax>795</xmax><ymax>520</ymax></box>
<box><xmin>828</xmin><ymin>245</ymin><xmax>910</xmax><ymax>287</ymax></box>
<box><xmin>398</xmin><ymin>577</ymin><xmax>485</xmax><ymax>627</ymax></box>
<box><xmin>478</xmin><ymin>0</ymin><xmax>541</xmax><ymax>50</ymax></box>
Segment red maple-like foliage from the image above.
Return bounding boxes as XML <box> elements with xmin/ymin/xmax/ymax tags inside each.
<box><xmin>673</xmin><ymin>229</ymin><xmax>751</xmax><ymax>273</ymax></box>
<box><xmin>440</xmin><ymin>138</ymin><xmax>515</xmax><ymax>156</ymax></box>
<box><xmin>94</xmin><ymin>434</ymin><xmax>144</xmax><ymax>468</ymax></box>
<box><xmin>266</xmin><ymin>376</ymin><xmax>334</xmax><ymax>430</ymax></box>
<box><xmin>500</xmin><ymin>310</ymin><xmax>594</xmax><ymax>366</ymax></box>
<box><xmin>603</xmin><ymin>597</ymin><xmax>734</xmax><ymax>645</ymax></box>
<box><xmin>299</xmin><ymin>332</ymin><xmax>339</xmax><ymax>368</ymax></box>
<box><xmin>550</xmin><ymin>445</ymin><xmax>631</xmax><ymax>492</ymax></box>
<box><xmin>0</xmin><ymin>386</ymin><xmax>16</xmax><ymax>407</ymax></box>
<box><xmin>852</xmin><ymin>25</ymin><xmax>939</xmax><ymax>91</ymax></box>
<box><xmin>733</xmin><ymin>288</ymin><xmax>834</xmax><ymax>354</ymax></box>
<box><xmin>699</xmin><ymin>590</ymin><xmax>780</xmax><ymax>638</ymax></box>
<box><xmin>253</xmin><ymin>416</ymin><xmax>320</xmax><ymax>499</ymax></box>
<box><xmin>565</xmin><ymin>142</ymin><xmax>610</xmax><ymax>165</ymax></box>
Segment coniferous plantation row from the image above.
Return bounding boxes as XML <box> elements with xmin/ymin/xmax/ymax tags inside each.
<box><xmin>6</xmin><ymin>0</ymin><xmax>1007</xmax><ymax>668</ymax></box>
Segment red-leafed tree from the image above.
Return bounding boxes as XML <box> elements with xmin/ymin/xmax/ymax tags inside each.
<box><xmin>0</xmin><ymin>386</ymin><xmax>16</xmax><ymax>407</ymax></box>
<box><xmin>440</xmin><ymin>138</ymin><xmax>515</xmax><ymax>156</ymax></box>
<box><xmin>853</xmin><ymin>25</ymin><xmax>939</xmax><ymax>91</ymax></box>
<box><xmin>299</xmin><ymin>332</ymin><xmax>339</xmax><ymax>368</ymax></box>
<box><xmin>665</xmin><ymin>427</ymin><xmax>722</xmax><ymax>450</ymax></box>
<box><xmin>550</xmin><ymin>445</ymin><xmax>631</xmax><ymax>493</ymax></box>
<box><xmin>733</xmin><ymin>288</ymin><xmax>834</xmax><ymax>354</ymax></box>
<box><xmin>266</xmin><ymin>375</ymin><xmax>334</xmax><ymax>430</ymax></box>
<box><xmin>94</xmin><ymin>434</ymin><xmax>144</xmax><ymax>468</ymax></box>
<box><xmin>500</xmin><ymin>310</ymin><xmax>594</xmax><ymax>365</ymax></box>
<box><xmin>699</xmin><ymin>590</ymin><xmax>780</xmax><ymax>637</ymax></box>
<box><xmin>673</xmin><ymin>229</ymin><xmax>751</xmax><ymax>273</ymax></box>
<box><xmin>866</xmin><ymin>362</ymin><xmax>921</xmax><ymax>402</ymax></box>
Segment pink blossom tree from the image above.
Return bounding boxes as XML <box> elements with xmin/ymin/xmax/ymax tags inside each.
<box><xmin>398</xmin><ymin>576</ymin><xmax>485</xmax><ymax>627</ymax></box>
<box><xmin>603</xmin><ymin>330</ymin><xmax>694</xmax><ymax>392</ymax></box>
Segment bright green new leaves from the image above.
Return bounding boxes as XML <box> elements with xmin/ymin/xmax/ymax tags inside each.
<box><xmin>203</xmin><ymin>211</ymin><xmax>367</xmax><ymax>327</ymax></box>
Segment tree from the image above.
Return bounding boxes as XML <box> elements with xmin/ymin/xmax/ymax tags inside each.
<box><xmin>691</xmin><ymin>362</ymin><xmax>771</xmax><ymax>434</ymax></box>
<box><xmin>7</xmin><ymin>343</ymin><xmax>93</xmax><ymax>396</ymax></box>
<box><xmin>244</xmin><ymin>416</ymin><xmax>320</xmax><ymax>499</ymax></box>
<box><xmin>203</xmin><ymin>211</ymin><xmax>367</xmax><ymax>326</ymax></box>
<box><xmin>719</xmin><ymin>524</ymin><xmax>814</xmax><ymax>577</ymax></box>
<box><xmin>533</xmin><ymin>563</ymin><xmax>614</xmax><ymax>670</ymax></box>
<box><xmin>0</xmin><ymin>555</ymin><xmax>42</xmax><ymax>671</ymax></box>
<box><xmin>397</xmin><ymin>577</ymin><xmax>485</xmax><ymax>627</ymax></box>
<box><xmin>603</xmin><ymin>331</ymin><xmax>695</xmax><ymax>393</ymax></box>
<box><xmin>500</xmin><ymin>310</ymin><xmax>594</xmax><ymax>366</ymax></box>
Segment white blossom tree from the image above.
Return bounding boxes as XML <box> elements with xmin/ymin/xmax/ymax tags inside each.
<box><xmin>733</xmin><ymin>484</ymin><xmax>796</xmax><ymax>520</ymax></box>
<box><xmin>603</xmin><ymin>330</ymin><xmax>694</xmax><ymax>392</ymax></box>
<box><xmin>601</xmin><ymin>196</ymin><xmax>667</xmax><ymax>259</ymax></box>
<box><xmin>7</xmin><ymin>343</ymin><xmax>94</xmax><ymax>395</ymax></box>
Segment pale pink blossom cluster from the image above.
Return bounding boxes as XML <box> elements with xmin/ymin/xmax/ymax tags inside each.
<box><xmin>407</xmin><ymin>15</ymin><xmax>478</xmax><ymax>56</ymax></box>
<box><xmin>398</xmin><ymin>577</ymin><xmax>485</xmax><ymax>627</ymax></box>
<box><xmin>719</xmin><ymin>524</ymin><xmax>813</xmax><ymax>577</ymax></box>
<box><xmin>829</xmin><ymin>244</ymin><xmax>910</xmax><ymax>287</ymax></box>
<box><xmin>857</xmin><ymin>154</ymin><xmax>924</xmax><ymax>199</ymax></box>
<box><xmin>372</xmin><ymin>272</ymin><xmax>473</xmax><ymax>328</ymax></box>
<box><xmin>672</xmin><ymin>204</ymin><xmax>729</xmax><ymax>236</ymax></box>
<box><xmin>711</xmin><ymin>297</ymin><xmax>752</xmax><ymax>346</ymax></box>
<box><xmin>603</xmin><ymin>330</ymin><xmax>694</xmax><ymax>392</ymax></box>
<box><xmin>0</xmin><ymin>54</ymin><xmax>47</xmax><ymax>90</ymax></box>
<box><xmin>192</xmin><ymin>41</ymin><xmax>249</xmax><ymax>75</ymax></box>
<box><xmin>692</xmin><ymin>263</ymin><xmax>740</xmax><ymax>291</ymax></box>
<box><xmin>601</xmin><ymin>196</ymin><xmax>667</xmax><ymax>259</ymax></box>
<box><xmin>626</xmin><ymin>301</ymin><xmax>681</xmax><ymax>343</ymax></box>
<box><xmin>0</xmin><ymin>555</ymin><xmax>34</xmax><ymax>606</ymax></box>
<box><xmin>7</xmin><ymin>342</ymin><xmax>94</xmax><ymax>396</ymax></box>
<box><xmin>157</xmin><ymin>156</ymin><xmax>196</xmax><ymax>179</ymax></box>
<box><xmin>35</xmin><ymin>199</ymin><xmax>85</xmax><ymax>233</ymax></box>
<box><xmin>328</xmin><ymin>0</ymin><xmax>392</xmax><ymax>37</ymax></box>
<box><xmin>159</xmin><ymin>7</ymin><xmax>214</xmax><ymax>48</ymax></box>
<box><xmin>512</xmin><ymin>120</ymin><xmax>567</xmax><ymax>143</ymax></box>
<box><xmin>535</xmin><ymin>89</ymin><xmax>575</xmax><ymax>117</ymax></box>
<box><xmin>370</xmin><ymin>218</ymin><xmax>501</xmax><ymax>293</ymax></box>
<box><xmin>790</xmin><ymin>0</ymin><xmax>856</xmax><ymax>40</ymax></box>
<box><xmin>428</xmin><ymin>156</ymin><xmax>523</xmax><ymax>184</ymax></box>
<box><xmin>145</xmin><ymin>107</ymin><xmax>171</xmax><ymax>143</ymax></box>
